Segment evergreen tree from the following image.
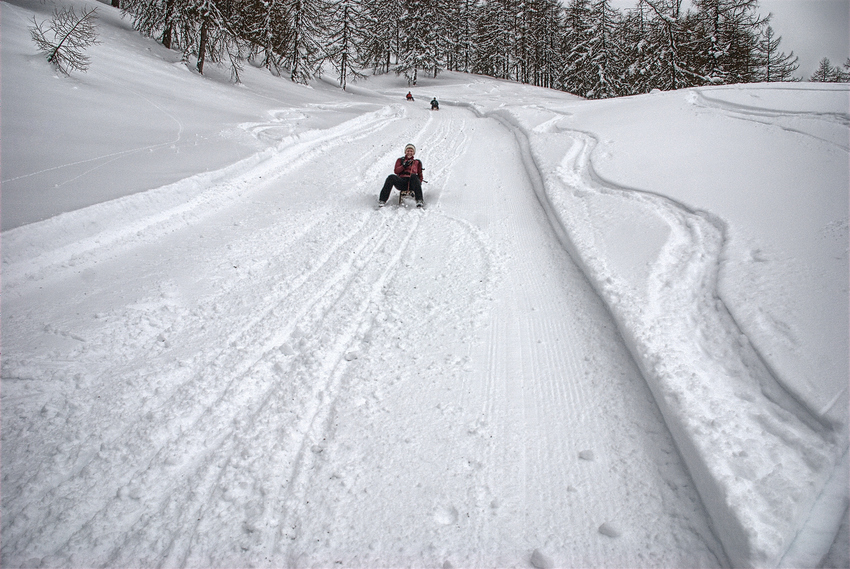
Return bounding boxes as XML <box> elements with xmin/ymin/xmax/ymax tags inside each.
<box><xmin>583</xmin><ymin>0</ymin><xmax>625</xmax><ymax>98</ymax></box>
<box><xmin>124</xmin><ymin>0</ymin><xmax>189</xmax><ymax>50</ymax></box>
<box><xmin>326</xmin><ymin>0</ymin><xmax>366</xmax><ymax>88</ymax></box>
<box><xmin>473</xmin><ymin>0</ymin><xmax>516</xmax><ymax>80</ymax></box>
<box><xmin>283</xmin><ymin>0</ymin><xmax>327</xmax><ymax>82</ymax></box>
<box><xmin>360</xmin><ymin>0</ymin><xmax>402</xmax><ymax>73</ymax></box>
<box><xmin>619</xmin><ymin>0</ymin><xmax>659</xmax><ymax>94</ymax></box>
<box><xmin>560</xmin><ymin>0</ymin><xmax>593</xmax><ymax>95</ymax></box>
<box><xmin>395</xmin><ymin>0</ymin><xmax>435</xmax><ymax>83</ymax></box>
<box><xmin>528</xmin><ymin>0</ymin><xmax>563</xmax><ymax>88</ymax></box>
<box><xmin>422</xmin><ymin>0</ymin><xmax>451</xmax><ymax>78</ymax></box>
<box><xmin>444</xmin><ymin>0</ymin><xmax>475</xmax><ymax>73</ymax></box>
<box><xmin>755</xmin><ymin>24</ymin><xmax>798</xmax><ymax>81</ymax></box>
<box><xmin>641</xmin><ymin>0</ymin><xmax>707</xmax><ymax>89</ymax></box>
<box><xmin>691</xmin><ymin>0</ymin><xmax>764</xmax><ymax>83</ymax></box>
<box><xmin>810</xmin><ymin>57</ymin><xmax>836</xmax><ymax>82</ymax></box>
<box><xmin>238</xmin><ymin>0</ymin><xmax>290</xmax><ymax>72</ymax></box>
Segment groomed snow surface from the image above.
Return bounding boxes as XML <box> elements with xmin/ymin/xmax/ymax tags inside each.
<box><xmin>2</xmin><ymin>0</ymin><xmax>848</xmax><ymax>567</ymax></box>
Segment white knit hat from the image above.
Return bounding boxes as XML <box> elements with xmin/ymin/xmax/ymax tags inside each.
<box><xmin>404</xmin><ymin>143</ymin><xmax>416</xmax><ymax>153</ymax></box>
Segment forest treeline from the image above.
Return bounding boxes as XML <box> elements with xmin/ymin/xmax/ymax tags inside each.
<box><xmin>123</xmin><ymin>0</ymin><xmax>843</xmax><ymax>98</ymax></box>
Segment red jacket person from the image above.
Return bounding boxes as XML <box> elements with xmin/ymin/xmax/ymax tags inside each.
<box><xmin>378</xmin><ymin>143</ymin><xmax>424</xmax><ymax>208</ymax></box>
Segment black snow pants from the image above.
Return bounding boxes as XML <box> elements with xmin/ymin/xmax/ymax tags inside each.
<box><xmin>380</xmin><ymin>174</ymin><xmax>423</xmax><ymax>203</ymax></box>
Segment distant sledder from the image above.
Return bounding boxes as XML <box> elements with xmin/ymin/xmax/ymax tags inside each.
<box><xmin>430</xmin><ymin>97</ymin><xmax>439</xmax><ymax>110</ymax></box>
<box><xmin>406</xmin><ymin>91</ymin><xmax>414</xmax><ymax>101</ymax></box>
<box><xmin>378</xmin><ymin>143</ymin><xmax>425</xmax><ymax>209</ymax></box>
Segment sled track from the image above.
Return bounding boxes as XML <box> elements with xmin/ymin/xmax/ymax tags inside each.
<box><xmin>2</xmin><ymin>101</ymin><xmax>496</xmax><ymax>566</ymax></box>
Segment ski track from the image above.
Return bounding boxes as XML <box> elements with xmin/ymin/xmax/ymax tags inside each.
<box><xmin>517</xmin><ymin>110</ymin><xmax>841</xmax><ymax>566</ymax></box>
<box><xmin>690</xmin><ymin>88</ymin><xmax>850</xmax><ymax>152</ymax></box>
<box><xmin>2</xmin><ymin>99</ymin><xmax>726</xmax><ymax>567</ymax></box>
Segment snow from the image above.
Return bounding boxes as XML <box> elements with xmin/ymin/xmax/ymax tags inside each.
<box><xmin>2</xmin><ymin>0</ymin><xmax>848</xmax><ymax>567</ymax></box>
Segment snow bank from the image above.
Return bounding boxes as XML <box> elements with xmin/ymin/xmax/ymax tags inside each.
<box><xmin>469</xmin><ymin>85</ymin><xmax>849</xmax><ymax>567</ymax></box>
<box><xmin>2</xmin><ymin>103</ymin><xmax>402</xmax><ymax>295</ymax></box>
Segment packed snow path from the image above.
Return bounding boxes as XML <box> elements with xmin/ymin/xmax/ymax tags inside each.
<box><xmin>1</xmin><ymin>102</ymin><xmax>728</xmax><ymax>566</ymax></box>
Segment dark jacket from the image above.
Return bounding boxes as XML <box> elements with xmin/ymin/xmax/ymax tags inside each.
<box><xmin>395</xmin><ymin>157</ymin><xmax>423</xmax><ymax>181</ymax></box>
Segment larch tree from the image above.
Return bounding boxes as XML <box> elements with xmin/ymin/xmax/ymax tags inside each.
<box><xmin>584</xmin><ymin>0</ymin><xmax>625</xmax><ymax>98</ymax></box>
<box><xmin>282</xmin><ymin>0</ymin><xmax>327</xmax><ymax>82</ymax></box>
<box><xmin>560</xmin><ymin>0</ymin><xmax>594</xmax><ymax>95</ymax></box>
<box><xmin>756</xmin><ymin>24</ymin><xmax>798</xmax><ymax>82</ymax></box>
<box><xmin>326</xmin><ymin>0</ymin><xmax>366</xmax><ymax>88</ymax></box>
<box><xmin>810</xmin><ymin>57</ymin><xmax>835</xmax><ymax>82</ymax></box>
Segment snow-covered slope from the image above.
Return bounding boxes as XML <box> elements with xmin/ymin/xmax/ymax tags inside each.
<box><xmin>2</xmin><ymin>0</ymin><xmax>848</xmax><ymax>567</ymax></box>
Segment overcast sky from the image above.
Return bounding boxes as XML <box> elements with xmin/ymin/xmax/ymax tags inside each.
<box><xmin>609</xmin><ymin>0</ymin><xmax>849</xmax><ymax>79</ymax></box>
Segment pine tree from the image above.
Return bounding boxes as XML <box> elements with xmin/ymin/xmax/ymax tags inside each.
<box><xmin>421</xmin><ymin>0</ymin><xmax>451</xmax><ymax>78</ymax></box>
<box><xmin>282</xmin><ymin>0</ymin><xmax>327</xmax><ymax>82</ymax></box>
<box><xmin>560</xmin><ymin>0</ymin><xmax>593</xmax><ymax>95</ymax></box>
<box><xmin>528</xmin><ymin>0</ymin><xmax>563</xmax><ymax>88</ymax></box>
<box><xmin>755</xmin><ymin>24</ymin><xmax>798</xmax><ymax>82</ymax></box>
<box><xmin>810</xmin><ymin>57</ymin><xmax>836</xmax><ymax>82</ymax></box>
<box><xmin>583</xmin><ymin>0</ymin><xmax>625</xmax><ymax>98</ymax></box>
<box><xmin>840</xmin><ymin>58</ymin><xmax>850</xmax><ymax>82</ymax></box>
<box><xmin>359</xmin><ymin>0</ymin><xmax>401</xmax><ymax>73</ymax></box>
<box><xmin>326</xmin><ymin>0</ymin><xmax>366</xmax><ymax>88</ymax></box>
<box><xmin>444</xmin><ymin>0</ymin><xmax>475</xmax><ymax>73</ymax></box>
<box><xmin>690</xmin><ymin>0</ymin><xmax>764</xmax><ymax>83</ymax></box>
<box><xmin>641</xmin><ymin>0</ymin><xmax>706</xmax><ymax>90</ymax></box>
<box><xmin>125</xmin><ymin>0</ymin><xmax>177</xmax><ymax>49</ymax></box>
<box><xmin>395</xmin><ymin>0</ymin><xmax>435</xmax><ymax>83</ymax></box>
<box><xmin>472</xmin><ymin>0</ymin><xmax>515</xmax><ymax>80</ymax></box>
<box><xmin>620</xmin><ymin>0</ymin><xmax>659</xmax><ymax>94</ymax></box>
<box><xmin>239</xmin><ymin>0</ymin><xmax>290</xmax><ymax>72</ymax></box>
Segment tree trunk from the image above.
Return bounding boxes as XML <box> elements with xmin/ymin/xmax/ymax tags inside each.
<box><xmin>197</xmin><ymin>18</ymin><xmax>209</xmax><ymax>74</ymax></box>
<box><xmin>162</xmin><ymin>0</ymin><xmax>175</xmax><ymax>49</ymax></box>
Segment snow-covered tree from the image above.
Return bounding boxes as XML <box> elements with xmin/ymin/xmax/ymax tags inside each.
<box><xmin>325</xmin><ymin>0</ymin><xmax>366</xmax><ymax>88</ymax></box>
<box><xmin>641</xmin><ymin>0</ymin><xmax>709</xmax><ymax>90</ymax></box>
<box><xmin>690</xmin><ymin>0</ymin><xmax>764</xmax><ymax>83</ymax></box>
<box><xmin>238</xmin><ymin>0</ymin><xmax>290</xmax><ymax>72</ymax></box>
<box><xmin>473</xmin><ymin>0</ymin><xmax>515</xmax><ymax>80</ymax></box>
<box><xmin>444</xmin><ymin>0</ymin><xmax>475</xmax><ymax>73</ymax></box>
<box><xmin>560</xmin><ymin>0</ymin><xmax>593</xmax><ymax>94</ymax></box>
<box><xmin>359</xmin><ymin>0</ymin><xmax>401</xmax><ymax>73</ymax></box>
<box><xmin>808</xmin><ymin>57</ymin><xmax>850</xmax><ymax>83</ymax></box>
<box><xmin>394</xmin><ymin>0</ymin><xmax>449</xmax><ymax>82</ymax></box>
<box><xmin>619</xmin><ymin>0</ymin><xmax>660</xmax><ymax>94</ymax></box>
<box><xmin>583</xmin><ymin>0</ymin><xmax>625</xmax><ymax>98</ymax></box>
<box><xmin>282</xmin><ymin>0</ymin><xmax>327</xmax><ymax>82</ymax></box>
<box><xmin>527</xmin><ymin>0</ymin><xmax>563</xmax><ymax>88</ymax></box>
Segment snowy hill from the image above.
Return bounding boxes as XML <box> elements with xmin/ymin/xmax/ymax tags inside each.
<box><xmin>2</xmin><ymin>0</ymin><xmax>848</xmax><ymax>567</ymax></box>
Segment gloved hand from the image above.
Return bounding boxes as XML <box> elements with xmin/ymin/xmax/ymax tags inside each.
<box><xmin>402</xmin><ymin>159</ymin><xmax>412</xmax><ymax>167</ymax></box>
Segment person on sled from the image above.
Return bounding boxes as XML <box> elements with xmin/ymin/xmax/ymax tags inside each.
<box><xmin>430</xmin><ymin>97</ymin><xmax>439</xmax><ymax>110</ymax></box>
<box><xmin>406</xmin><ymin>91</ymin><xmax>414</xmax><ymax>101</ymax></box>
<box><xmin>378</xmin><ymin>143</ymin><xmax>424</xmax><ymax>208</ymax></box>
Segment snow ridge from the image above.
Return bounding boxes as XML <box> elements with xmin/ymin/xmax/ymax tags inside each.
<box><xmin>478</xmin><ymin>101</ymin><xmax>846</xmax><ymax>568</ymax></box>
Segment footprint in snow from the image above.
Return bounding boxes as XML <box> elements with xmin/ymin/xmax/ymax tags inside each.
<box><xmin>578</xmin><ymin>449</ymin><xmax>595</xmax><ymax>461</ymax></box>
<box><xmin>344</xmin><ymin>351</ymin><xmax>359</xmax><ymax>361</ymax></box>
<box><xmin>598</xmin><ymin>522</ymin><xmax>621</xmax><ymax>538</ymax></box>
<box><xmin>530</xmin><ymin>548</ymin><xmax>554</xmax><ymax>569</ymax></box>
<box><xmin>433</xmin><ymin>505</ymin><xmax>459</xmax><ymax>525</ymax></box>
